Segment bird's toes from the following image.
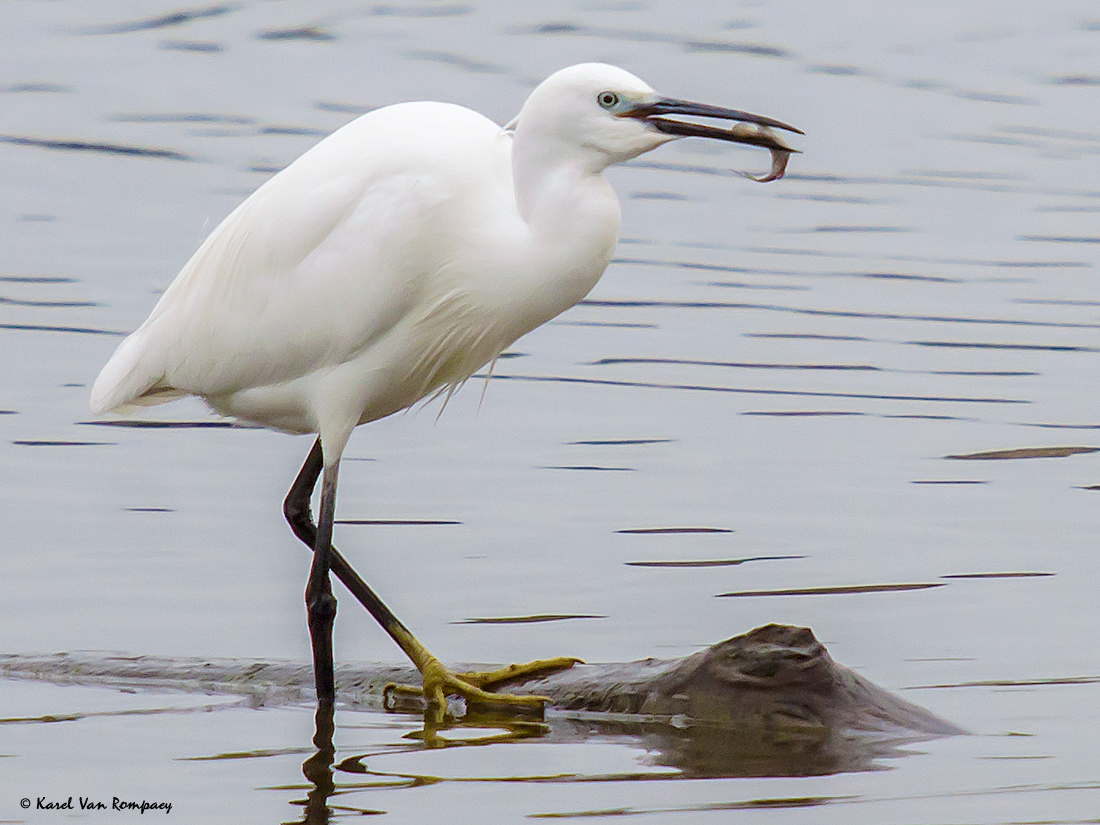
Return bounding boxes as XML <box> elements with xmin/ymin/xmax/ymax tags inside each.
<box><xmin>457</xmin><ymin>656</ymin><xmax>582</xmax><ymax>691</ymax></box>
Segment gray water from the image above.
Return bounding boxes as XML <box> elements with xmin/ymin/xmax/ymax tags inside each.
<box><xmin>2</xmin><ymin>0</ymin><xmax>1099</xmax><ymax>821</ymax></box>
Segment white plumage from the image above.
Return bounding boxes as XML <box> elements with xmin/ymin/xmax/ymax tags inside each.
<box><xmin>92</xmin><ymin>69</ymin><xmax>640</xmax><ymax>460</ymax></box>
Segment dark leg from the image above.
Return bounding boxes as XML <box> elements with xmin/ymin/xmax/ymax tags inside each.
<box><xmin>284</xmin><ymin>438</ymin><xmax>324</xmax><ymax>547</ymax></box>
<box><xmin>285</xmin><ymin>438</ymin><xmax>425</xmax><ymax>662</ymax></box>
<box><xmin>305</xmin><ymin>455</ymin><xmax>339</xmax><ymax>705</ymax></box>
<box><xmin>284</xmin><ymin>438</ymin><xmax>576</xmax><ymax>718</ymax></box>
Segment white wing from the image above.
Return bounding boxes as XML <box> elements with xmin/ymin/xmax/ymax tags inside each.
<box><xmin>91</xmin><ymin>102</ymin><xmax>512</xmax><ymax>417</ymax></box>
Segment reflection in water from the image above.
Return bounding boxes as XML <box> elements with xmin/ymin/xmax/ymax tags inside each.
<box><xmin>580</xmin><ymin>295</ymin><xmax>1100</xmax><ymax>329</ymax></box>
<box><xmin>12</xmin><ymin>439</ymin><xmax>114</xmax><ymax>446</ymax></box>
<box><xmin>510</xmin><ymin>21</ymin><xmax>792</xmax><ymax>58</ymax></box>
<box><xmin>256</xmin><ymin>26</ymin><xmax>336</xmax><ymax>43</ymax></box>
<box><xmin>398</xmin><ymin>712</ymin><xmax>548</xmax><ymax>750</ymax></box>
<box><xmin>75</xmin><ymin>4</ymin><xmax>234</xmax><ymax>35</ymax></box>
<box><xmin>571</xmin><ymin>717</ymin><xmax>917</xmax><ymax>778</ymax></box>
<box><xmin>0</xmin><ymin>322</ymin><xmax>123</xmax><ymax>335</ymax></box>
<box><xmin>618</xmin><ymin>525</ymin><xmax>732</xmax><ymax>533</ymax></box>
<box><xmin>717</xmin><ymin>582</ymin><xmax>944</xmax><ymax>597</ymax></box>
<box><xmin>488</xmin><ymin>371</ymin><xmax>1026</xmax><ymax>405</ymax></box>
<box><xmin>0</xmin><ymin>133</ymin><xmax>194</xmax><ymax>161</ymax></box>
<box><xmin>945</xmin><ymin>446</ymin><xmax>1099</xmax><ymax>460</ymax></box>
<box><xmin>456</xmin><ymin>614</ymin><xmax>606</xmax><ymax>624</ymax></box>
<box><xmin>298</xmin><ymin>704</ymin><xmax>336</xmax><ymax>825</ymax></box>
<box><xmin>527</xmin><ymin>795</ymin><xmax>843</xmax><ymax>819</ymax></box>
<box><xmin>310</xmin><ymin>706</ymin><xmax>927</xmax><ymax>816</ymax></box>
<box><xmin>626</xmin><ymin>555</ymin><xmax>805</xmax><ymax>567</ymax></box>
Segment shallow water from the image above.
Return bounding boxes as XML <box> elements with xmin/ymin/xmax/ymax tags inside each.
<box><xmin>2</xmin><ymin>0</ymin><xmax>1100</xmax><ymax>821</ymax></box>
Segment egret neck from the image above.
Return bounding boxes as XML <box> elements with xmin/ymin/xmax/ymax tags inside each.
<box><xmin>509</xmin><ymin>126</ymin><xmax>622</xmax><ymax>331</ymax></box>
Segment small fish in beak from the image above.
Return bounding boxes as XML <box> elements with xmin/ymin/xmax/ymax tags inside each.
<box><xmin>725</xmin><ymin>123</ymin><xmax>795</xmax><ymax>182</ymax></box>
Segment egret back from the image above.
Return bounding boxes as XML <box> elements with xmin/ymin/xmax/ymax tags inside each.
<box><xmin>90</xmin><ymin>102</ymin><xmax>519</xmax><ymax>420</ymax></box>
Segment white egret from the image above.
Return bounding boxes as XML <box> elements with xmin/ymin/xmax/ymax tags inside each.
<box><xmin>91</xmin><ymin>63</ymin><xmax>800</xmax><ymax>715</ymax></box>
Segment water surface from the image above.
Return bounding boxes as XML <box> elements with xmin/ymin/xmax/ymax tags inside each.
<box><xmin>2</xmin><ymin>0</ymin><xmax>1099</xmax><ymax>821</ymax></box>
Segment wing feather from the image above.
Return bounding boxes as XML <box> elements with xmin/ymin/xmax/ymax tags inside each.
<box><xmin>91</xmin><ymin>102</ymin><xmax>507</xmax><ymax>415</ymax></box>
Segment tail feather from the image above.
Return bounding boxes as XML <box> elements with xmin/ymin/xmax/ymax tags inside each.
<box><xmin>89</xmin><ymin>329</ymin><xmax>172</xmax><ymax>414</ymax></box>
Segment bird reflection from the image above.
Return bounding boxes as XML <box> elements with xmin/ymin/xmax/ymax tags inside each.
<box><xmin>407</xmin><ymin>711</ymin><xmax>549</xmax><ymax>750</ymax></box>
<box><xmin>294</xmin><ymin>703</ymin><xmax>549</xmax><ymax>822</ymax></box>
<box><xmin>297</xmin><ymin>703</ymin><xmax>336</xmax><ymax>825</ymax></box>
<box><xmin>297</xmin><ymin>700</ymin><xmax>916</xmax><ymax>812</ymax></box>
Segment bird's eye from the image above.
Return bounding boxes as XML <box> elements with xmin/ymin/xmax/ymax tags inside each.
<box><xmin>597</xmin><ymin>91</ymin><xmax>620</xmax><ymax>110</ymax></box>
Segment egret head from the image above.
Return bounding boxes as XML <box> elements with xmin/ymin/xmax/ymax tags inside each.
<box><xmin>511</xmin><ymin>63</ymin><xmax>801</xmax><ymax>172</ymax></box>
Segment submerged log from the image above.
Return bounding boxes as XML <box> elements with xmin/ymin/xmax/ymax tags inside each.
<box><xmin>523</xmin><ymin>623</ymin><xmax>963</xmax><ymax>735</ymax></box>
<box><xmin>1</xmin><ymin>624</ymin><xmax>964</xmax><ymax>776</ymax></box>
<box><xmin>361</xmin><ymin>623</ymin><xmax>965</xmax><ymax>775</ymax></box>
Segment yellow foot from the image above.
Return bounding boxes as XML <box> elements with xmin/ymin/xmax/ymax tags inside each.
<box><xmin>456</xmin><ymin>656</ymin><xmax>582</xmax><ymax>692</ymax></box>
<box><xmin>382</xmin><ymin>656</ymin><xmax>581</xmax><ymax>721</ymax></box>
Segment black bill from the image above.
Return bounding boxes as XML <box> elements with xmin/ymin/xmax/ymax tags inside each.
<box><xmin>624</xmin><ymin>97</ymin><xmax>802</xmax><ymax>153</ymax></box>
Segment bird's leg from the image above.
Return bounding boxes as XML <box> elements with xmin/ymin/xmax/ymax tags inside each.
<box><xmin>306</xmin><ymin>455</ymin><xmax>339</xmax><ymax>706</ymax></box>
<box><xmin>284</xmin><ymin>437</ymin><xmax>325</xmax><ymax>547</ymax></box>
<box><xmin>284</xmin><ymin>438</ymin><xmax>578</xmax><ymax>720</ymax></box>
